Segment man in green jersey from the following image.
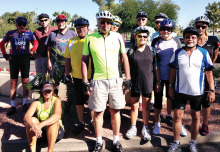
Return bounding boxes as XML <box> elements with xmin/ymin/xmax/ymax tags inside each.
<box><xmin>81</xmin><ymin>10</ymin><xmax>131</xmax><ymax>152</ymax></box>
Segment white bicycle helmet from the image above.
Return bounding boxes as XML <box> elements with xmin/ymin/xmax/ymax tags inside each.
<box><xmin>96</xmin><ymin>10</ymin><xmax>113</xmax><ymax>20</ymax></box>
<box><xmin>113</xmin><ymin>16</ymin><xmax>122</xmax><ymax>24</ymax></box>
<box><xmin>194</xmin><ymin>16</ymin><xmax>210</xmax><ymax>25</ymax></box>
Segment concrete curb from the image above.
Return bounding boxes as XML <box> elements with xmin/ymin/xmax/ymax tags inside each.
<box><xmin>1</xmin><ymin>131</ymin><xmax>220</xmax><ymax>151</ymax></box>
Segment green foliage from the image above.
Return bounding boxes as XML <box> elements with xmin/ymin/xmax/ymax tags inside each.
<box><xmin>205</xmin><ymin>2</ymin><xmax>220</xmax><ymax>35</ymax></box>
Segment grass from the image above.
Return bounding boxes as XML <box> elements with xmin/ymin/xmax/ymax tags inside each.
<box><xmin>214</xmin><ymin>68</ymin><xmax>220</xmax><ymax>82</ymax></box>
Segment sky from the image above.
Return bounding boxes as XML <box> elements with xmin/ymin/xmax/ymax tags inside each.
<box><xmin>0</xmin><ymin>0</ymin><xmax>218</xmax><ymax>30</ymax></box>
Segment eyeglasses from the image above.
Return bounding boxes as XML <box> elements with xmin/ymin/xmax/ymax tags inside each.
<box><xmin>185</xmin><ymin>36</ymin><xmax>197</xmax><ymax>40</ymax></box>
<box><xmin>100</xmin><ymin>20</ymin><xmax>111</xmax><ymax>25</ymax></box>
<box><xmin>155</xmin><ymin>21</ymin><xmax>161</xmax><ymax>24</ymax></box>
<box><xmin>17</xmin><ymin>23</ymin><xmax>27</xmax><ymax>27</ymax></box>
<box><xmin>112</xmin><ymin>22</ymin><xmax>120</xmax><ymax>27</ymax></box>
<box><xmin>40</xmin><ymin>19</ymin><xmax>48</xmax><ymax>22</ymax></box>
<box><xmin>137</xmin><ymin>35</ymin><xmax>148</xmax><ymax>39</ymax></box>
<box><xmin>160</xmin><ymin>28</ymin><xmax>172</xmax><ymax>32</ymax></box>
<box><xmin>196</xmin><ymin>25</ymin><xmax>207</xmax><ymax>29</ymax></box>
<box><xmin>137</xmin><ymin>18</ymin><xmax>146</xmax><ymax>21</ymax></box>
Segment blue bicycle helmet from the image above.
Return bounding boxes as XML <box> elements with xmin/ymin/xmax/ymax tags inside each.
<box><xmin>16</xmin><ymin>16</ymin><xmax>28</xmax><ymax>24</ymax></box>
<box><xmin>154</xmin><ymin>13</ymin><xmax>168</xmax><ymax>22</ymax></box>
<box><xmin>136</xmin><ymin>11</ymin><xmax>148</xmax><ymax>19</ymax></box>
<box><xmin>183</xmin><ymin>27</ymin><xmax>199</xmax><ymax>37</ymax></box>
<box><xmin>160</xmin><ymin>18</ymin><xmax>175</xmax><ymax>29</ymax></box>
<box><xmin>74</xmin><ymin>18</ymin><xmax>89</xmax><ymax>26</ymax></box>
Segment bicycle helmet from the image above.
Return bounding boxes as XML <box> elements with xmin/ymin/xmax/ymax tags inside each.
<box><xmin>56</xmin><ymin>14</ymin><xmax>68</xmax><ymax>22</ymax></box>
<box><xmin>113</xmin><ymin>16</ymin><xmax>122</xmax><ymax>24</ymax></box>
<box><xmin>134</xmin><ymin>26</ymin><xmax>149</xmax><ymax>36</ymax></box>
<box><xmin>136</xmin><ymin>11</ymin><xmax>148</xmax><ymax>19</ymax></box>
<box><xmin>38</xmin><ymin>13</ymin><xmax>49</xmax><ymax>20</ymax></box>
<box><xmin>154</xmin><ymin>13</ymin><xmax>168</xmax><ymax>22</ymax></box>
<box><xmin>74</xmin><ymin>18</ymin><xmax>89</xmax><ymax>26</ymax></box>
<box><xmin>16</xmin><ymin>16</ymin><xmax>28</xmax><ymax>24</ymax></box>
<box><xmin>160</xmin><ymin>18</ymin><xmax>175</xmax><ymax>29</ymax></box>
<box><xmin>96</xmin><ymin>10</ymin><xmax>113</xmax><ymax>20</ymax></box>
<box><xmin>194</xmin><ymin>16</ymin><xmax>210</xmax><ymax>25</ymax></box>
<box><xmin>183</xmin><ymin>27</ymin><xmax>199</xmax><ymax>37</ymax></box>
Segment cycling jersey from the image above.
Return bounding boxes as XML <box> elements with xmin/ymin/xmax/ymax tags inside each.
<box><xmin>64</xmin><ymin>36</ymin><xmax>92</xmax><ymax>79</ymax></box>
<box><xmin>2</xmin><ymin>30</ymin><xmax>37</xmax><ymax>55</ymax></box>
<box><xmin>198</xmin><ymin>35</ymin><xmax>219</xmax><ymax>60</ymax></box>
<box><xmin>83</xmin><ymin>31</ymin><xmax>125</xmax><ymax>80</ymax></box>
<box><xmin>169</xmin><ymin>47</ymin><xmax>214</xmax><ymax>95</ymax></box>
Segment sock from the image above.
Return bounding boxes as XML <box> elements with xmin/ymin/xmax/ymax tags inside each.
<box><xmin>190</xmin><ymin>139</ymin><xmax>196</xmax><ymax>143</ymax></box>
<box><xmin>11</xmin><ymin>100</ymin><xmax>16</xmax><ymax>107</ymax></box>
<box><xmin>96</xmin><ymin>136</ymin><xmax>102</xmax><ymax>144</ymax></box>
<box><xmin>80</xmin><ymin>121</ymin><xmax>85</xmax><ymax>125</ymax></box>
<box><xmin>131</xmin><ymin>125</ymin><xmax>136</xmax><ymax>129</ymax></box>
<box><xmin>23</xmin><ymin>98</ymin><xmax>28</xmax><ymax>105</ymax></box>
<box><xmin>113</xmin><ymin>135</ymin><xmax>119</xmax><ymax>144</ymax></box>
<box><xmin>174</xmin><ymin>140</ymin><xmax>180</xmax><ymax>144</ymax></box>
<box><xmin>144</xmin><ymin>125</ymin><xmax>148</xmax><ymax>130</ymax></box>
<box><xmin>91</xmin><ymin>120</ymin><xmax>93</xmax><ymax>123</ymax></box>
<box><xmin>166</xmin><ymin>114</ymin><xmax>172</xmax><ymax>117</ymax></box>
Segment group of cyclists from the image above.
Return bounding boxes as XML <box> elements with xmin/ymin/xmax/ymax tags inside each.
<box><xmin>0</xmin><ymin>9</ymin><xmax>219</xmax><ymax>152</ymax></box>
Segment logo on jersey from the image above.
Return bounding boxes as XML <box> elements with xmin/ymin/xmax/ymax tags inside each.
<box><xmin>15</xmin><ymin>38</ymin><xmax>26</xmax><ymax>50</ymax></box>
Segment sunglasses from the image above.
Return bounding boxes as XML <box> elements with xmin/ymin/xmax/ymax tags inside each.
<box><xmin>185</xmin><ymin>36</ymin><xmax>197</xmax><ymax>40</ymax></box>
<box><xmin>137</xmin><ymin>18</ymin><xmax>146</xmax><ymax>21</ymax></box>
<box><xmin>17</xmin><ymin>23</ymin><xmax>27</xmax><ymax>27</ymax></box>
<box><xmin>112</xmin><ymin>22</ymin><xmax>120</xmax><ymax>27</ymax></box>
<box><xmin>196</xmin><ymin>25</ymin><xmax>207</xmax><ymax>29</ymax></box>
<box><xmin>160</xmin><ymin>28</ymin><xmax>172</xmax><ymax>32</ymax></box>
<box><xmin>100</xmin><ymin>20</ymin><xmax>111</xmax><ymax>25</ymax></box>
<box><xmin>40</xmin><ymin>19</ymin><xmax>48</xmax><ymax>22</ymax></box>
<box><xmin>137</xmin><ymin>35</ymin><xmax>148</xmax><ymax>39</ymax></box>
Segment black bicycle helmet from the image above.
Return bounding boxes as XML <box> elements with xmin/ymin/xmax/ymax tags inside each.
<box><xmin>38</xmin><ymin>13</ymin><xmax>49</xmax><ymax>20</ymax></box>
<box><xmin>16</xmin><ymin>16</ymin><xmax>28</xmax><ymax>24</ymax></box>
<box><xmin>154</xmin><ymin>13</ymin><xmax>168</xmax><ymax>21</ymax></box>
<box><xmin>183</xmin><ymin>27</ymin><xmax>199</xmax><ymax>37</ymax></box>
<box><xmin>56</xmin><ymin>14</ymin><xmax>68</xmax><ymax>22</ymax></box>
<box><xmin>74</xmin><ymin>18</ymin><xmax>89</xmax><ymax>26</ymax></box>
<box><xmin>136</xmin><ymin>11</ymin><xmax>148</xmax><ymax>19</ymax></box>
<box><xmin>40</xmin><ymin>77</ymin><xmax>55</xmax><ymax>88</ymax></box>
<box><xmin>194</xmin><ymin>16</ymin><xmax>210</xmax><ymax>25</ymax></box>
<box><xmin>160</xmin><ymin>18</ymin><xmax>175</xmax><ymax>29</ymax></box>
<box><xmin>134</xmin><ymin>26</ymin><xmax>149</xmax><ymax>36</ymax></box>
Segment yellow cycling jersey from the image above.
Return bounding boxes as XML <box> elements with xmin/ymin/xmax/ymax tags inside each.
<box><xmin>64</xmin><ymin>36</ymin><xmax>91</xmax><ymax>79</ymax></box>
<box><xmin>83</xmin><ymin>31</ymin><xmax>125</xmax><ymax>80</ymax></box>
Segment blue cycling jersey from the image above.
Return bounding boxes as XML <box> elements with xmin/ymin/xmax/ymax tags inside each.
<box><xmin>3</xmin><ymin>30</ymin><xmax>36</xmax><ymax>55</ymax></box>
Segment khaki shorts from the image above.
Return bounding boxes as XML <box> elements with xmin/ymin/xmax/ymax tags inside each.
<box><xmin>88</xmin><ymin>78</ymin><xmax>125</xmax><ymax>112</ymax></box>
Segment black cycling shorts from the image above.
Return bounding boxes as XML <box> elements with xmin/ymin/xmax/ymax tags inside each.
<box><xmin>154</xmin><ymin>80</ymin><xmax>171</xmax><ymax>110</ymax></box>
<box><xmin>73</xmin><ymin>78</ymin><xmax>89</xmax><ymax>105</ymax></box>
<box><xmin>130</xmin><ymin>90</ymin><xmax>151</xmax><ymax>98</ymax></box>
<box><xmin>9</xmin><ymin>55</ymin><xmax>30</xmax><ymax>79</ymax></box>
<box><xmin>174</xmin><ymin>93</ymin><xmax>202</xmax><ymax>111</ymax></box>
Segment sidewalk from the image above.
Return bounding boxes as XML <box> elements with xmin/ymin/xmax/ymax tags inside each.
<box><xmin>1</xmin><ymin>88</ymin><xmax>220</xmax><ymax>151</ymax></box>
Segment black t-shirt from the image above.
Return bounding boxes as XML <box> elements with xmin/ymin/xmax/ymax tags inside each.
<box><xmin>198</xmin><ymin>36</ymin><xmax>219</xmax><ymax>60</ymax></box>
<box><xmin>127</xmin><ymin>45</ymin><xmax>156</xmax><ymax>94</ymax></box>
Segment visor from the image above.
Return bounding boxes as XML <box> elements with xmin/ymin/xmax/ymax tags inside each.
<box><xmin>42</xmin><ymin>84</ymin><xmax>53</xmax><ymax>91</ymax></box>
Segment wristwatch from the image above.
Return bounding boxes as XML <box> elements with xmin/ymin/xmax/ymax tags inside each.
<box><xmin>209</xmin><ymin>89</ymin><xmax>215</xmax><ymax>93</ymax></box>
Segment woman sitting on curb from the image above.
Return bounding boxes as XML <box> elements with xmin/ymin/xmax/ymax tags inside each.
<box><xmin>24</xmin><ymin>77</ymin><xmax>64</xmax><ymax>152</ymax></box>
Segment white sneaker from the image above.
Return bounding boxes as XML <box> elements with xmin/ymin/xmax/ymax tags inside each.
<box><xmin>153</xmin><ymin>123</ymin><xmax>161</xmax><ymax>135</ymax></box>
<box><xmin>180</xmin><ymin>125</ymin><xmax>187</xmax><ymax>136</ymax></box>
<box><xmin>126</xmin><ymin>126</ymin><xmax>137</xmax><ymax>139</ymax></box>
<box><xmin>167</xmin><ymin>142</ymin><xmax>182</xmax><ymax>152</ymax></box>
<box><xmin>189</xmin><ymin>142</ymin><xmax>198</xmax><ymax>152</ymax></box>
<box><xmin>141</xmin><ymin>126</ymin><xmax>151</xmax><ymax>141</ymax></box>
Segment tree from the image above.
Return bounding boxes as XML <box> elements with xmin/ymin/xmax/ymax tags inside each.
<box><xmin>188</xmin><ymin>19</ymin><xmax>195</xmax><ymax>27</ymax></box>
<box><xmin>205</xmin><ymin>1</ymin><xmax>220</xmax><ymax>35</ymax></box>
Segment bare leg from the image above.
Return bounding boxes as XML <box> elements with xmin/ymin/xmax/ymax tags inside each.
<box><xmin>76</xmin><ymin>105</ymin><xmax>84</xmax><ymax>122</ymax></box>
<box><xmin>173</xmin><ymin>109</ymin><xmax>184</xmax><ymax>140</ymax></box>
<box><xmin>191</xmin><ymin>109</ymin><xmax>200</xmax><ymax>140</ymax></box>
<box><xmin>109</xmin><ymin>107</ymin><xmax>121</xmax><ymax>136</ymax></box>
<box><xmin>202</xmin><ymin>107</ymin><xmax>210</xmax><ymax>125</ymax></box>
<box><xmin>154</xmin><ymin>108</ymin><xmax>161</xmax><ymax>123</ymax></box>
<box><xmin>142</xmin><ymin>97</ymin><xmax>150</xmax><ymax>126</ymax></box>
<box><xmin>130</xmin><ymin>97</ymin><xmax>139</xmax><ymax>125</ymax></box>
<box><xmin>94</xmin><ymin>111</ymin><xmax>104</xmax><ymax>137</ymax></box>
<box><xmin>10</xmin><ymin>79</ymin><xmax>18</xmax><ymax>100</ymax></box>
<box><xmin>25</xmin><ymin>117</ymin><xmax>39</xmax><ymax>152</ymax></box>
<box><xmin>22</xmin><ymin>78</ymin><xmax>29</xmax><ymax>98</ymax></box>
<box><xmin>47</xmin><ymin>121</ymin><xmax>60</xmax><ymax>152</ymax></box>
